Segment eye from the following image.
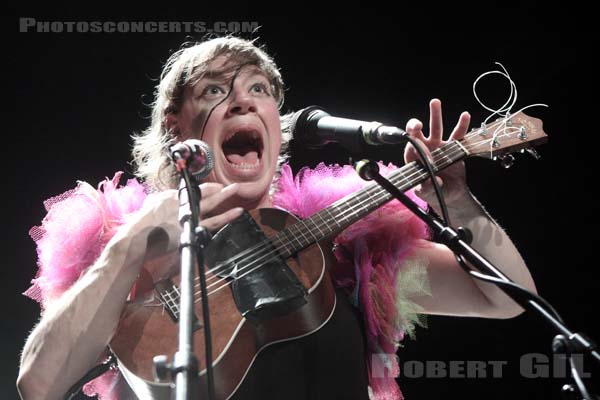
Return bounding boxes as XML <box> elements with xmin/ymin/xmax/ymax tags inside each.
<box><xmin>200</xmin><ymin>84</ymin><xmax>226</xmax><ymax>99</ymax></box>
<box><xmin>250</xmin><ymin>82</ymin><xmax>270</xmax><ymax>95</ymax></box>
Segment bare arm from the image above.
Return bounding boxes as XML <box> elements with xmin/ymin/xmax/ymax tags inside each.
<box><xmin>412</xmin><ymin>187</ymin><xmax>536</xmax><ymax>318</ymax></box>
<box><xmin>17</xmin><ymin>184</ymin><xmax>243</xmax><ymax>400</ymax></box>
<box><xmin>404</xmin><ymin>99</ymin><xmax>536</xmax><ymax>319</ymax></box>
<box><xmin>18</xmin><ymin>223</ymin><xmax>150</xmax><ymax>400</ymax></box>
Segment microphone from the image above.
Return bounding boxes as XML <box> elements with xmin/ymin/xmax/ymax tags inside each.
<box><xmin>169</xmin><ymin>139</ymin><xmax>215</xmax><ymax>179</ymax></box>
<box><xmin>290</xmin><ymin>106</ymin><xmax>408</xmax><ymax>152</ymax></box>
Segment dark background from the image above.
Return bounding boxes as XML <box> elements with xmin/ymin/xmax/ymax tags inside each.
<box><xmin>6</xmin><ymin>13</ymin><xmax>599</xmax><ymax>400</ymax></box>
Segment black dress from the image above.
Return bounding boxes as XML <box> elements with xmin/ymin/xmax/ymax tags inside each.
<box><xmin>230</xmin><ymin>288</ymin><xmax>370</xmax><ymax>400</ymax></box>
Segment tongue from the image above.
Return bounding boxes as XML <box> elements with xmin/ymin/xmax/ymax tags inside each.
<box><xmin>224</xmin><ymin>145</ymin><xmax>259</xmax><ymax>165</ymax></box>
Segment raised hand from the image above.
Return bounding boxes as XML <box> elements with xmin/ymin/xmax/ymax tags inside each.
<box><xmin>403</xmin><ymin>98</ymin><xmax>473</xmax><ymax>209</ymax></box>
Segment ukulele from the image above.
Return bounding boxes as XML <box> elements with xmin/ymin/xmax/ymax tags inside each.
<box><xmin>110</xmin><ymin>112</ymin><xmax>547</xmax><ymax>399</ymax></box>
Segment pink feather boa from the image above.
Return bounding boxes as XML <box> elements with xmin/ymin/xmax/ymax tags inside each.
<box><xmin>25</xmin><ymin>164</ymin><xmax>430</xmax><ymax>400</ymax></box>
<box><xmin>26</xmin><ymin>172</ymin><xmax>148</xmax><ymax>308</ymax></box>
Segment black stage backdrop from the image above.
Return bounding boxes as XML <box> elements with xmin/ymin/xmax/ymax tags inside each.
<box><xmin>6</xmin><ymin>13</ymin><xmax>600</xmax><ymax>400</ymax></box>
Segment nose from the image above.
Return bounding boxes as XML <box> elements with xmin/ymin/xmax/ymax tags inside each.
<box><xmin>226</xmin><ymin>89</ymin><xmax>257</xmax><ymax>116</ymax></box>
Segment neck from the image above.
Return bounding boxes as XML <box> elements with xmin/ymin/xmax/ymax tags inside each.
<box><xmin>213</xmin><ymin>191</ymin><xmax>272</xmax><ymax>215</ymax></box>
<box><xmin>251</xmin><ymin>192</ymin><xmax>273</xmax><ymax>209</ymax></box>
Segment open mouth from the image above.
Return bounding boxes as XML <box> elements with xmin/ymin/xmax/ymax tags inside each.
<box><xmin>222</xmin><ymin>129</ymin><xmax>264</xmax><ymax>169</ymax></box>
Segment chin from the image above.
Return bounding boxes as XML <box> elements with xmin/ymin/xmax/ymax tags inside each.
<box><xmin>236</xmin><ymin>179</ymin><xmax>272</xmax><ymax>208</ymax></box>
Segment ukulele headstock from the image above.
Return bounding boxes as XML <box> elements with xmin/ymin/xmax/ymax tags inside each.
<box><xmin>461</xmin><ymin>112</ymin><xmax>548</xmax><ymax>166</ymax></box>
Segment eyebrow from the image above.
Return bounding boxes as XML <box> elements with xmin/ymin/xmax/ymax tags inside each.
<box><xmin>203</xmin><ymin>66</ymin><xmax>267</xmax><ymax>82</ymax></box>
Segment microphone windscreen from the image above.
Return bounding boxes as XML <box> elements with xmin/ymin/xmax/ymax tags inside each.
<box><xmin>289</xmin><ymin>106</ymin><xmax>330</xmax><ymax>148</ymax></box>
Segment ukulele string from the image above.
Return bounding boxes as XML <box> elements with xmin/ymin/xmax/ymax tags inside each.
<box><xmin>157</xmin><ymin>116</ymin><xmax>524</xmax><ymax>312</ymax></box>
<box><xmin>163</xmin><ymin>65</ymin><xmax>549</xmax><ymax>312</ymax></box>
<box><xmin>161</xmin><ymin>109</ymin><xmax>539</xmax><ymax>312</ymax></box>
<box><xmin>193</xmin><ymin>112</ymin><xmax>514</xmax><ymax>286</ymax></box>
<box><xmin>177</xmin><ymin>119</ymin><xmax>530</xmax><ymax>304</ymax></box>
<box><xmin>209</xmin><ymin>97</ymin><xmax>547</xmax><ymax>286</ymax></box>
<box><xmin>186</xmin><ymin>131</ymin><xmax>485</xmax><ymax>297</ymax></box>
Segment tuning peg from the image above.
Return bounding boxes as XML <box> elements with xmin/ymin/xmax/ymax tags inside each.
<box><xmin>526</xmin><ymin>148</ymin><xmax>541</xmax><ymax>160</ymax></box>
<box><xmin>518</xmin><ymin>126</ymin><xmax>528</xmax><ymax>140</ymax></box>
<box><xmin>478</xmin><ymin>122</ymin><xmax>487</xmax><ymax>136</ymax></box>
<box><xmin>496</xmin><ymin>113</ymin><xmax>513</xmax><ymax>126</ymax></box>
<box><xmin>494</xmin><ymin>154</ymin><xmax>515</xmax><ymax>169</ymax></box>
<box><xmin>502</xmin><ymin>155</ymin><xmax>515</xmax><ymax>169</ymax></box>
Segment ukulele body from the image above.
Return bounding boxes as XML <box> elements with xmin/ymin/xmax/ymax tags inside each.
<box><xmin>110</xmin><ymin>208</ymin><xmax>336</xmax><ymax>400</ymax></box>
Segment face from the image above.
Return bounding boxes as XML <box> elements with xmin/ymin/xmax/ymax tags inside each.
<box><xmin>170</xmin><ymin>56</ymin><xmax>282</xmax><ymax>210</ymax></box>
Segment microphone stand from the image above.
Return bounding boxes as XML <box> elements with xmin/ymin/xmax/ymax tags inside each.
<box><xmin>354</xmin><ymin>159</ymin><xmax>599</xmax><ymax>400</ymax></box>
<box><xmin>154</xmin><ymin>161</ymin><xmax>215</xmax><ymax>400</ymax></box>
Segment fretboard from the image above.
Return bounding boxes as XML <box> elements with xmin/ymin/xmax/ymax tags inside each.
<box><xmin>273</xmin><ymin>140</ymin><xmax>469</xmax><ymax>257</ymax></box>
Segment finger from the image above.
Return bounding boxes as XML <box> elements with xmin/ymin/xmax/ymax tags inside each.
<box><xmin>200</xmin><ymin>207</ymin><xmax>244</xmax><ymax>232</ymax></box>
<box><xmin>199</xmin><ymin>182</ymin><xmax>225</xmax><ymax>197</ymax></box>
<box><xmin>429</xmin><ymin>98</ymin><xmax>443</xmax><ymax>146</ymax></box>
<box><xmin>449</xmin><ymin>111</ymin><xmax>471</xmax><ymax>141</ymax></box>
<box><xmin>416</xmin><ymin>138</ymin><xmax>434</xmax><ymax>163</ymax></box>
<box><xmin>200</xmin><ymin>183</ymin><xmax>240</xmax><ymax>217</ymax></box>
<box><xmin>405</xmin><ymin>137</ymin><xmax>434</xmax><ymax>164</ymax></box>
<box><xmin>405</xmin><ymin>118</ymin><xmax>425</xmax><ymax>141</ymax></box>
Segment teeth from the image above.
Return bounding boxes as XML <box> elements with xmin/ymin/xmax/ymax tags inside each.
<box><xmin>224</xmin><ymin>129</ymin><xmax>259</xmax><ymax>143</ymax></box>
<box><xmin>228</xmin><ymin>160</ymin><xmax>260</xmax><ymax>169</ymax></box>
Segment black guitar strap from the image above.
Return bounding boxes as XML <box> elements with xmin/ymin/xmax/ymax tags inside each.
<box><xmin>63</xmin><ymin>348</ymin><xmax>117</xmax><ymax>400</ymax></box>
